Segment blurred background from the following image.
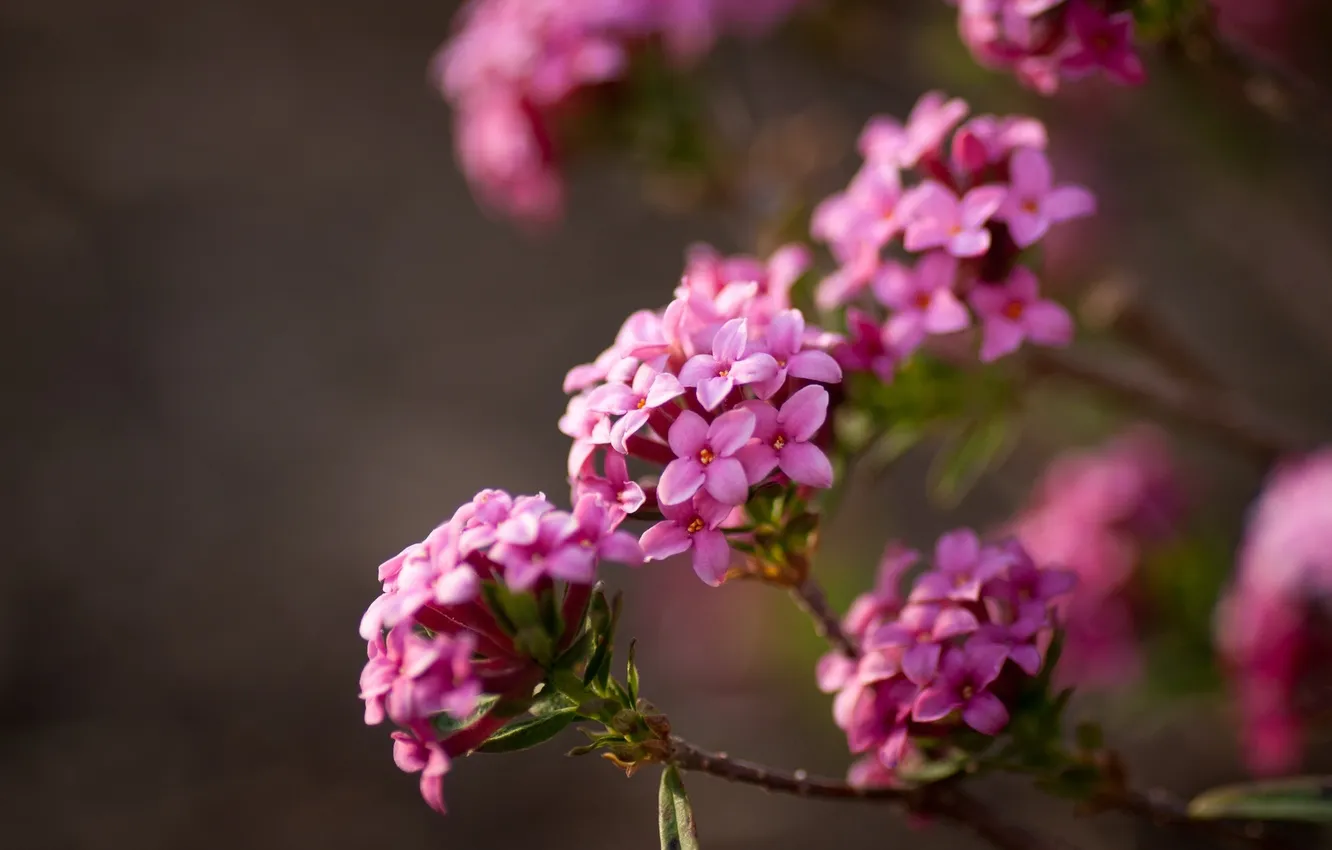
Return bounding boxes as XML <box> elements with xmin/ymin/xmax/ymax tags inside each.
<box><xmin>4</xmin><ymin>1</ymin><xmax>1332</xmax><ymax>848</ymax></box>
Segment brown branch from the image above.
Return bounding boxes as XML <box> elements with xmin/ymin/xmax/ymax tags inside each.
<box><xmin>1100</xmin><ymin>787</ymin><xmax>1295</xmax><ymax>850</ymax></box>
<box><xmin>668</xmin><ymin>737</ymin><xmax>1062</xmax><ymax>850</ymax></box>
<box><xmin>1026</xmin><ymin>348</ymin><xmax>1312</xmax><ymax>466</ymax></box>
<box><xmin>788</xmin><ymin>575</ymin><xmax>860</xmax><ymax>659</ymax></box>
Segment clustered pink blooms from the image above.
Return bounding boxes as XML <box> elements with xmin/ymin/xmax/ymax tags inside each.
<box><xmin>951</xmin><ymin>0</ymin><xmax>1147</xmax><ymax>94</ymax></box>
<box><xmin>813</xmin><ymin>91</ymin><xmax>1092</xmax><ymax>372</ymax></box>
<box><xmin>563</xmin><ymin>243</ymin><xmax>844</xmax><ymax>585</ymax></box>
<box><xmin>1216</xmin><ymin>448</ymin><xmax>1332</xmax><ymax>776</ymax></box>
<box><xmin>1010</xmin><ymin>426</ymin><xmax>1183</xmax><ymax>688</ymax></box>
<box><xmin>434</xmin><ymin>0</ymin><xmax>806</xmax><ymax>221</ymax></box>
<box><xmin>817</xmin><ymin>530</ymin><xmax>1075</xmax><ymax>786</ymax></box>
<box><xmin>359</xmin><ymin>488</ymin><xmax>643</xmax><ymax>811</ymax></box>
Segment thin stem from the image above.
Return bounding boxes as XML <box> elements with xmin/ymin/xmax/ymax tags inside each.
<box><xmin>1026</xmin><ymin>348</ymin><xmax>1311</xmax><ymax>465</ymax></box>
<box><xmin>668</xmin><ymin>737</ymin><xmax>1063</xmax><ymax>850</ymax></box>
<box><xmin>788</xmin><ymin>575</ymin><xmax>859</xmax><ymax>659</ymax></box>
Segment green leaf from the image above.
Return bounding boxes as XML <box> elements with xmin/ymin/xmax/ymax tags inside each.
<box><xmin>431</xmin><ymin>694</ymin><xmax>500</xmax><ymax>738</ymax></box>
<box><xmin>1189</xmin><ymin>777</ymin><xmax>1332</xmax><ymax>823</ymax></box>
<box><xmin>659</xmin><ymin>765</ymin><xmax>701</xmax><ymax>850</ymax></box>
<box><xmin>928</xmin><ymin>413</ymin><xmax>1016</xmax><ymax>507</ymax></box>
<box><xmin>626</xmin><ymin>639</ymin><xmax>640</xmax><ymax>705</ymax></box>
<box><xmin>554</xmin><ymin>628</ymin><xmax>596</xmax><ymax>671</ymax></box>
<box><xmin>477</xmin><ymin>708</ymin><xmax>578</xmax><ymax>754</ymax></box>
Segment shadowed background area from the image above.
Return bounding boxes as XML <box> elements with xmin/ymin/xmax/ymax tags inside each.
<box><xmin>3</xmin><ymin>1</ymin><xmax>1332</xmax><ymax>848</ymax></box>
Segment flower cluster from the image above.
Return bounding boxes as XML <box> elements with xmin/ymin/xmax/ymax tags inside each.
<box><xmin>563</xmin><ymin>244</ymin><xmax>844</xmax><ymax>585</ymax></box>
<box><xmin>358</xmin><ymin>488</ymin><xmax>642</xmax><ymax>811</ymax></box>
<box><xmin>434</xmin><ymin>0</ymin><xmax>806</xmax><ymax>221</ymax></box>
<box><xmin>1216</xmin><ymin>448</ymin><xmax>1332</xmax><ymax>775</ymax></box>
<box><xmin>1011</xmin><ymin>426</ymin><xmax>1183</xmax><ymax>688</ymax></box>
<box><xmin>817</xmin><ymin>530</ymin><xmax>1075</xmax><ymax>786</ymax></box>
<box><xmin>813</xmin><ymin>91</ymin><xmax>1092</xmax><ymax>372</ymax></box>
<box><xmin>951</xmin><ymin>1</ymin><xmax>1147</xmax><ymax>94</ymax></box>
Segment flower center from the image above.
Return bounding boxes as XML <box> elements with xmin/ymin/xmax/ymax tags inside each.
<box><xmin>772</xmin><ymin>435</ymin><xmax>786</xmax><ymax>450</ymax></box>
<box><xmin>580</xmin><ymin>539</ymin><xmax>594</xmax><ymax>548</ymax></box>
<box><xmin>699</xmin><ymin>448</ymin><xmax>716</xmax><ymax>465</ymax></box>
<box><xmin>1020</xmin><ymin>198</ymin><xmax>1039</xmax><ymax>215</ymax></box>
<box><xmin>636</xmin><ymin>398</ymin><xmax>647</xmax><ymax>409</ymax></box>
<box><xmin>1002</xmin><ymin>299</ymin><xmax>1025</xmax><ymax>320</ymax></box>
<box><xmin>960</xmin><ymin>684</ymin><xmax>975</xmax><ymax>700</ymax></box>
<box><xmin>948</xmin><ymin>223</ymin><xmax>963</xmax><ymax>236</ymax></box>
<box><xmin>686</xmin><ymin>516</ymin><xmax>705</xmax><ymax>534</ymax></box>
<box><xmin>913</xmin><ymin>292</ymin><xmax>932</xmax><ymax>310</ymax></box>
<box><xmin>717</xmin><ymin>368</ymin><xmax>730</xmax><ymax>378</ymax></box>
<box><xmin>776</xmin><ymin>358</ymin><xmax>787</xmax><ymax>368</ymax></box>
<box><xmin>953</xmin><ymin>573</ymin><xmax>969</xmax><ymax>588</ymax></box>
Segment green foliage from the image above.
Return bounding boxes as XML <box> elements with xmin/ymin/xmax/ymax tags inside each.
<box><xmin>659</xmin><ymin>765</ymin><xmax>702</xmax><ymax>850</ymax></box>
<box><xmin>1189</xmin><ymin>777</ymin><xmax>1332</xmax><ymax>823</ymax></box>
<box><xmin>836</xmin><ymin>354</ymin><xmax>1020</xmax><ymax>505</ymax></box>
<box><xmin>477</xmin><ymin>706</ymin><xmax>579</xmax><ymax>754</ymax></box>
<box><xmin>1138</xmin><ymin>531</ymin><xmax>1232</xmax><ymax>698</ymax></box>
<box><xmin>1133</xmin><ymin>0</ymin><xmax>1211</xmax><ymax>42</ymax></box>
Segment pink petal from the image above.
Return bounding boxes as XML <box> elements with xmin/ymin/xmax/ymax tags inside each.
<box><xmin>980</xmin><ymin>318</ymin><xmax>1025</xmax><ymax>362</ymax></box>
<box><xmin>1009</xmin><ymin>147</ymin><xmax>1051</xmax><ymax>195</ymax></box>
<box><xmin>736</xmin><ymin>399</ymin><xmax>779</xmax><ymax>439</ymax></box>
<box><xmin>435</xmin><ymin>566</ymin><xmax>480</xmax><ymax>605</ymax></box>
<box><xmin>1007</xmin><ymin>266</ymin><xmax>1041</xmax><ymax>300</ymax></box>
<box><xmin>1010</xmin><ymin>644</ymin><xmax>1044</xmax><ymax>676</ymax></box>
<box><xmin>712</xmin><ymin>317</ymin><xmax>749</xmax><ymax>362</ymax></box>
<box><xmin>609</xmin><ymin>410</ymin><xmax>649</xmax><ymax>453</ymax></box>
<box><xmin>877</xmin><ymin>727</ymin><xmax>910</xmax><ymax>769</ymax></box>
<box><xmin>1024</xmin><ymin>301</ymin><xmax>1075</xmax><ymax>346</ymax></box>
<box><xmin>766</xmin><ymin>310</ymin><xmax>804</xmax><ymax>357</ymax></box>
<box><xmin>695</xmin><ymin>375</ymin><xmax>734</xmax><ymax>411</ymax></box>
<box><xmin>544</xmin><ymin>547</ymin><xmax>598</xmax><ymax>583</ymax></box>
<box><xmin>640</xmin><ymin>521</ymin><xmax>693</xmax><ymax>560</ymax></box>
<box><xmin>932</xmin><ymin>606</ymin><xmax>980</xmax><ymax>640</ymax></box>
<box><xmin>677</xmin><ymin>354</ymin><xmax>720</xmax><ymax>388</ymax></box>
<box><xmin>778</xmin><ymin>441</ymin><xmax>834</xmax><ymax>488</ymax></box>
<box><xmin>645</xmin><ymin>373</ymin><xmax>685</xmax><ymax>407</ymax></box>
<box><xmin>657</xmin><ymin>458</ymin><xmax>706</xmax><ymax>506</ymax></box>
<box><xmin>786</xmin><ymin>349</ymin><xmax>843</xmax><ymax>384</ymax></box>
<box><xmin>777</xmin><ymin>385</ymin><xmax>829</xmax><ymax>442</ymax></box>
<box><xmin>816</xmin><ymin>653</ymin><xmax>856</xmax><ymax>693</ymax></box>
<box><xmin>857</xmin><ymin>651</ymin><xmax>900</xmax><ymax>683</ymax></box>
<box><xmin>1044</xmin><ymin>185</ymin><xmax>1096</xmax><ymax>222</ymax></box>
<box><xmin>936</xmin><ymin>528</ymin><xmax>980</xmax><ymax>572</ymax></box>
<box><xmin>708</xmin><ymin>408</ymin><xmax>758</xmax><ymax>456</ymax></box>
<box><xmin>969</xmin><ymin>644</ymin><xmax>1011</xmax><ymax>688</ymax></box>
<box><xmin>913</xmin><ymin>685</ymin><xmax>961</xmax><ymax>723</ymax></box>
<box><xmin>599</xmin><ymin>530</ymin><xmax>644</xmax><ymax>565</ymax></box>
<box><xmin>902</xmin><ymin>642</ymin><xmax>942</xmax><ymax>685</ymax></box>
<box><xmin>962</xmin><ymin>691</ymin><xmax>1010</xmax><ymax>735</ymax></box>
<box><xmin>959</xmin><ymin>185</ymin><xmax>1008</xmax><ymax>228</ymax></box>
<box><xmin>923</xmin><ymin>290</ymin><xmax>970</xmax><ymax>334</ymax></box>
<box><xmin>903</xmin><ymin>219</ymin><xmax>953</xmax><ymax>253</ymax></box>
<box><xmin>870</xmin><ymin>261</ymin><xmax>914</xmax><ymax>308</ymax></box>
<box><xmin>392</xmin><ymin>732</ymin><xmax>430</xmax><ymax>773</ymax></box>
<box><xmin>736</xmin><ymin>443</ymin><xmax>780</xmax><ymax>485</ymax></box>
<box><xmin>1005</xmin><ymin>210</ymin><xmax>1048</xmax><ymax>248</ymax></box>
<box><xmin>947</xmin><ymin>228</ymin><xmax>991</xmax><ymax>257</ymax></box>
<box><xmin>703</xmin><ymin>457</ymin><xmax>750</xmax><ymax>504</ymax></box>
<box><xmin>691</xmin><ymin>529</ymin><xmax>732</xmax><ymax>585</ymax></box>
<box><xmin>730</xmin><ymin>352</ymin><xmax>780</xmax><ymax>384</ymax></box>
<box><xmin>667</xmin><ymin>410</ymin><xmax>709</xmax><ymax>457</ymax></box>
<box><xmin>968</xmin><ymin>283</ymin><xmax>1008</xmax><ymax>315</ymax></box>
<box><xmin>915</xmin><ymin>250</ymin><xmax>958</xmax><ymax>291</ymax></box>
<box><xmin>586</xmin><ymin>382</ymin><xmax>639</xmax><ymax>415</ymax></box>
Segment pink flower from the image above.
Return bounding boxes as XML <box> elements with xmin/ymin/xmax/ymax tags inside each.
<box><xmin>360</xmin><ymin>624</ymin><xmax>481</xmax><ymax>727</ymax></box>
<box><xmin>1061</xmin><ymin>2</ymin><xmax>1147</xmax><ymax>86</ymax></box>
<box><xmin>657</xmin><ymin>407</ymin><xmax>756</xmax><ymax>505</ymax></box>
<box><xmin>752</xmin><ymin>309</ymin><xmax>843</xmax><ymax>398</ymax></box>
<box><xmin>489</xmin><ymin>505</ymin><xmax>592</xmax><ymax>589</ymax></box>
<box><xmin>997</xmin><ymin>147</ymin><xmax>1095</xmax><ymax>248</ymax></box>
<box><xmin>573</xmin><ymin>449</ymin><xmax>646</xmax><ymax>517</ymax></box>
<box><xmin>866</xmin><ymin>603</ymin><xmax>979</xmax><ymax>685</ymax></box>
<box><xmin>834</xmin><ymin>308</ymin><xmax>912</xmax><ymax>384</ymax></box>
<box><xmin>568</xmin><ymin>492</ymin><xmax>645</xmax><ymax>565</ymax></box>
<box><xmin>969</xmin><ymin>267</ymin><xmax>1074</xmax><ymax>361</ymax></box>
<box><xmin>873</xmin><ymin>253</ymin><xmax>970</xmax><ymax>348</ymax></box>
<box><xmin>678</xmin><ymin>318</ymin><xmax>779</xmax><ymax>410</ymax></box>
<box><xmin>910</xmin><ymin>528</ymin><xmax>1010</xmax><ymax>603</ymax></box>
<box><xmin>913</xmin><ymin>644</ymin><xmax>1011</xmax><ymax>734</ymax></box>
<box><xmin>900</xmin><ymin>180</ymin><xmax>1007</xmax><ymax>257</ymax></box>
<box><xmin>588</xmin><ymin>363</ymin><xmax>685</xmax><ymax>452</ymax></box>
<box><xmin>391</xmin><ymin>732</ymin><xmax>451</xmax><ymax>813</ymax></box>
<box><xmin>639</xmin><ymin>493</ymin><xmax>735</xmax><ymax>585</ymax></box>
<box><xmin>734</xmin><ymin>386</ymin><xmax>834</xmax><ymax>488</ymax></box>
<box><xmin>860</xmin><ymin>91</ymin><xmax>970</xmax><ymax>168</ymax></box>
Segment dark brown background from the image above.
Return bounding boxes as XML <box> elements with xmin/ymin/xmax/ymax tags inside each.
<box><xmin>3</xmin><ymin>2</ymin><xmax>1332</xmax><ymax>848</ymax></box>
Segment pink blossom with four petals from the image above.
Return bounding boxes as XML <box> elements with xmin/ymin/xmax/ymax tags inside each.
<box><xmin>900</xmin><ymin>180</ymin><xmax>1008</xmax><ymax>257</ymax></box>
<box><xmin>678</xmin><ymin>318</ymin><xmax>780</xmax><ymax>410</ymax></box>
<box><xmin>639</xmin><ymin>493</ymin><xmax>735</xmax><ymax>585</ymax></box>
<box><xmin>998</xmin><ymin>147</ymin><xmax>1096</xmax><ymax>248</ymax></box>
<box><xmin>872</xmin><ymin>253</ymin><xmax>970</xmax><ymax>349</ymax></box>
<box><xmin>734</xmin><ymin>386</ymin><xmax>835</xmax><ymax>488</ymax></box>
<box><xmin>970</xmin><ymin>267</ymin><xmax>1074</xmax><ymax>361</ymax></box>
<box><xmin>657</xmin><ymin>407</ymin><xmax>756</xmax><ymax>505</ymax></box>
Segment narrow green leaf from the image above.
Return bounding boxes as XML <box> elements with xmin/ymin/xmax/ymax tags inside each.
<box><xmin>659</xmin><ymin>765</ymin><xmax>701</xmax><ymax>850</ymax></box>
<box><xmin>928</xmin><ymin>414</ymin><xmax>1016</xmax><ymax>507</ymax></box>
<box><xmin>626</xmin><ymin>639</ymin><xmax>640</xmax><ymax>705</ymax></box>
<box><xmin>1189</xmin><ymin>777</ymin><xmax>1332</xmax><ymax>823</ymax></box>
<box><xmin>476</xmin><ymin>708</ymin><xmax>578</xmax><ymax>754</ymax></box>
